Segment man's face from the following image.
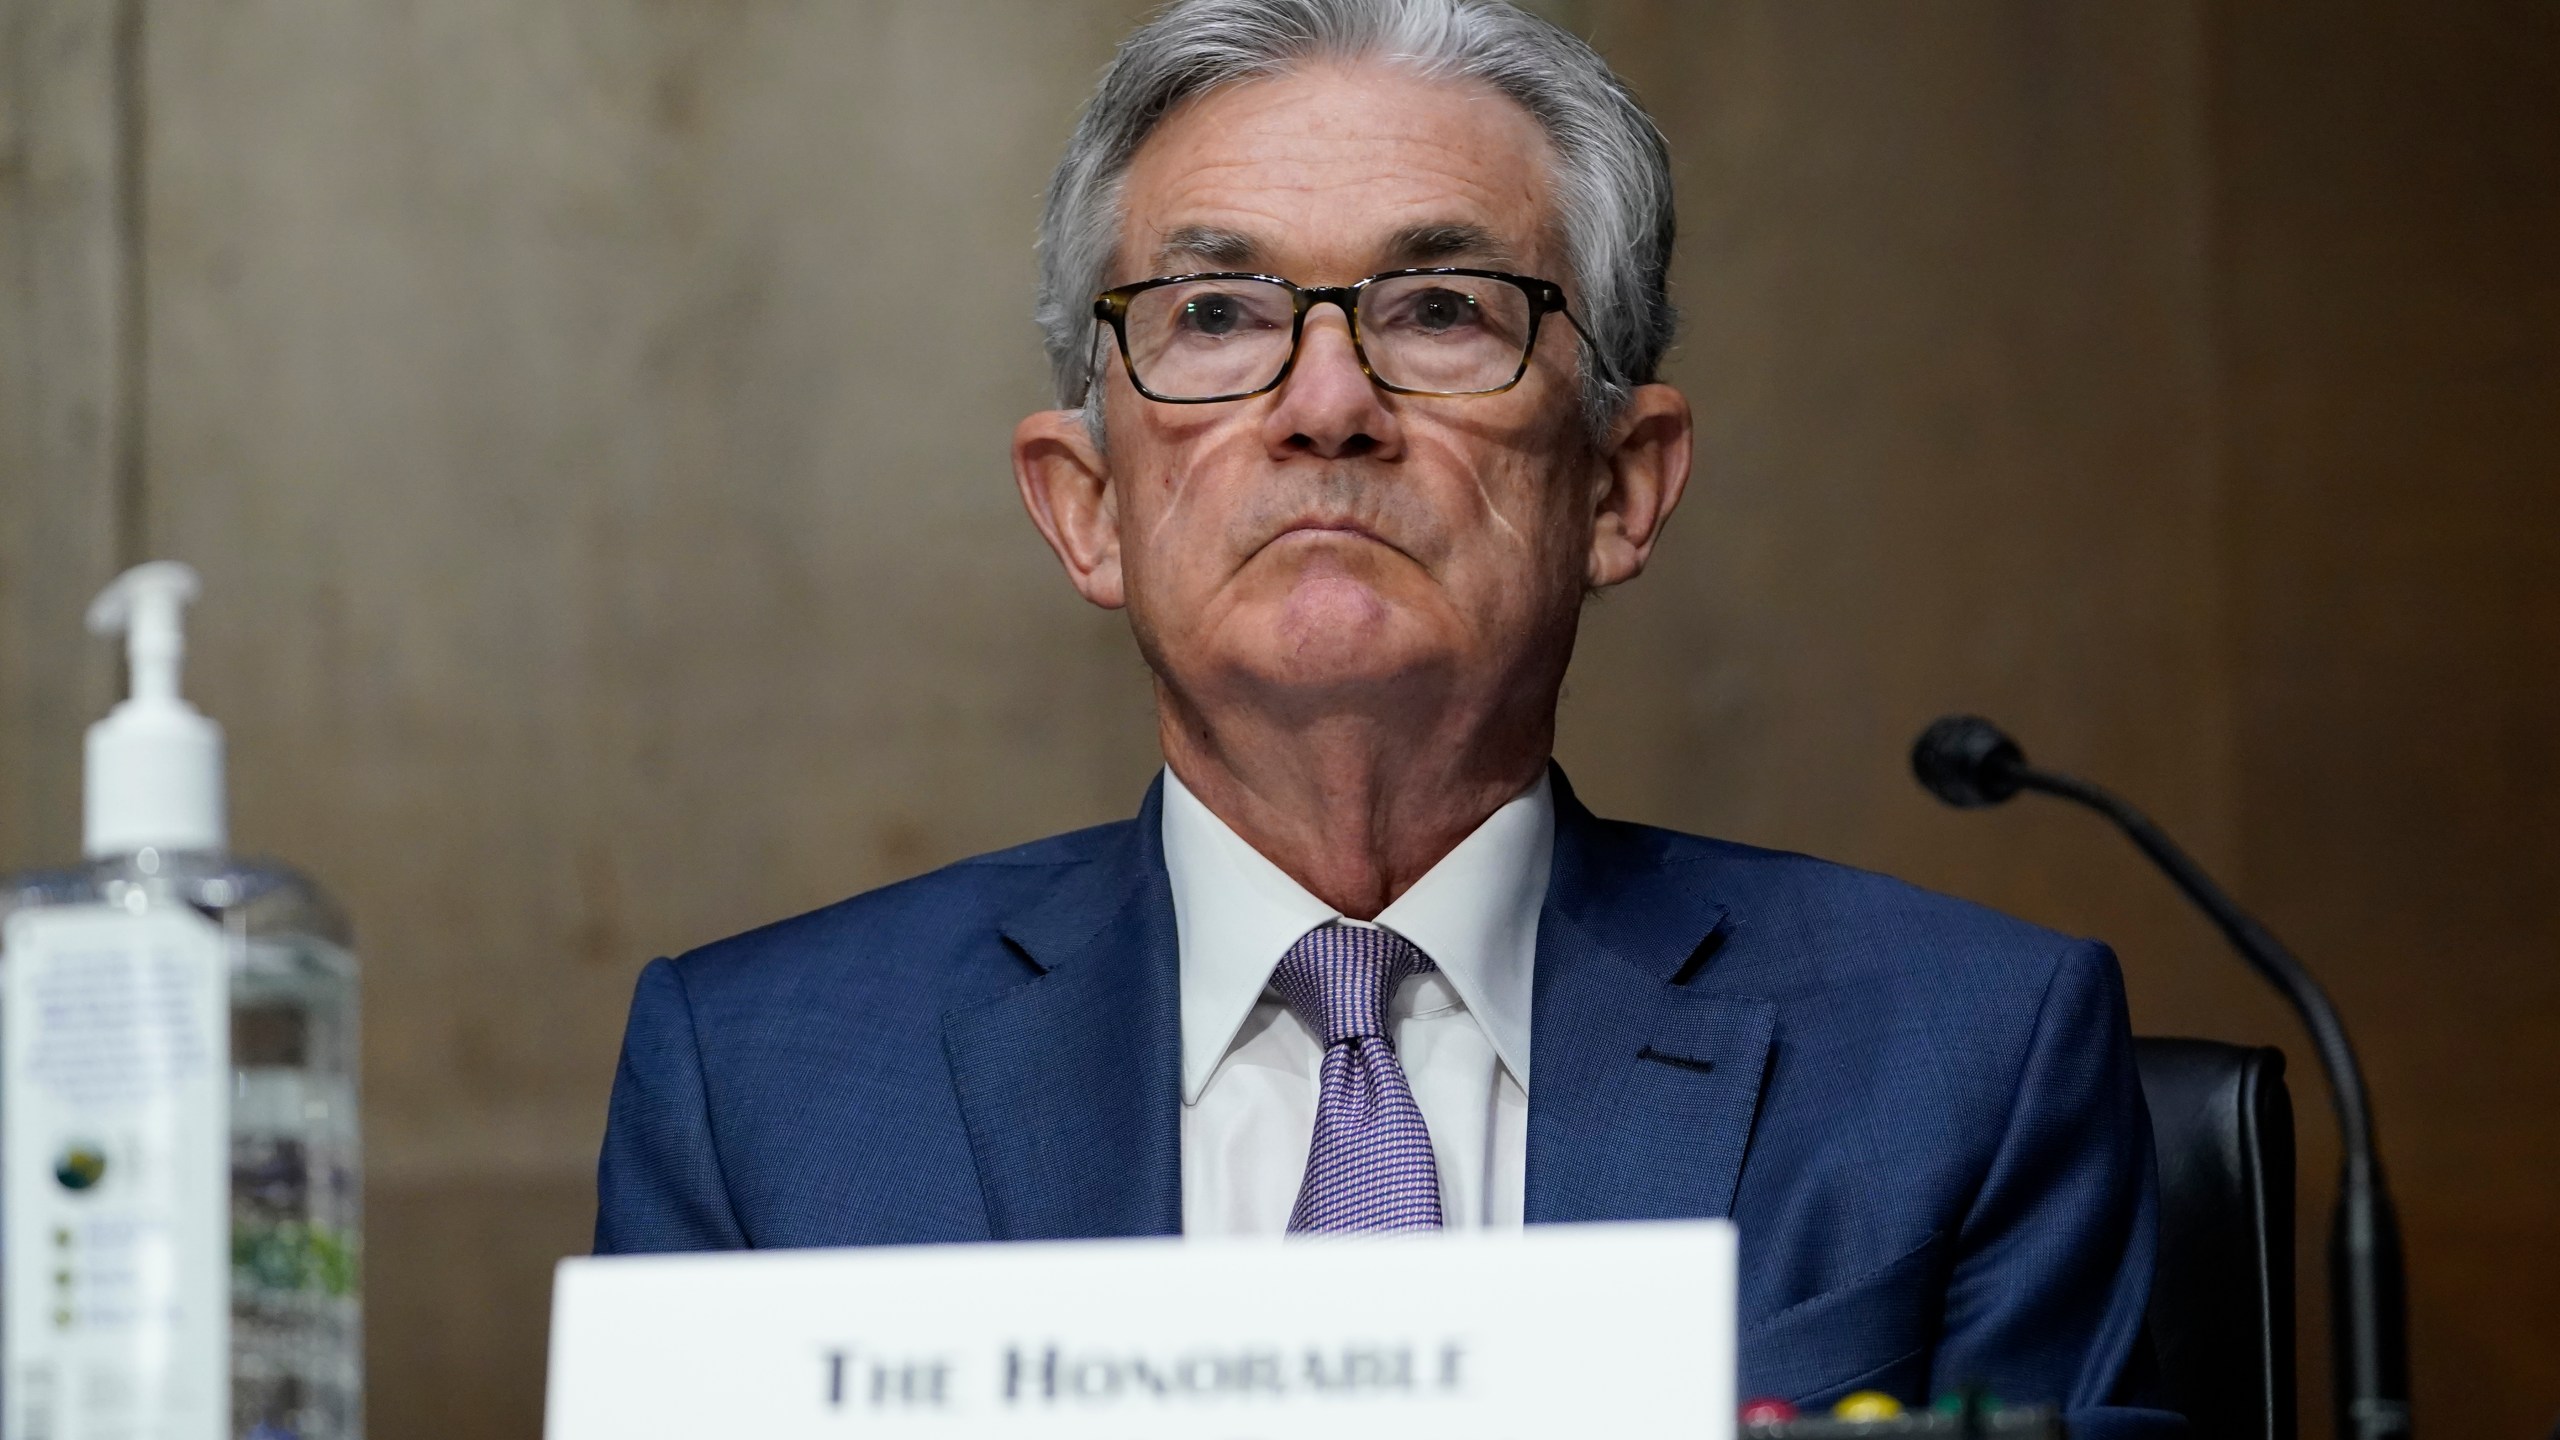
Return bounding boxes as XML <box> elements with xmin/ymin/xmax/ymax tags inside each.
<box><xmin>1019</xmin><ymin>62</ymin><xmax>1687</xmax><ymax>730</ymax></box>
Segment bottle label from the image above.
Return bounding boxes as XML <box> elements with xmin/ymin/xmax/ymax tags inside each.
<box><xmin>4</xmin><ymin>905</ymin><xmax>230</xmax><ymax>1440</ymax></box>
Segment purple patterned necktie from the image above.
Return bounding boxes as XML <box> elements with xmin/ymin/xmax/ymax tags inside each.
<box><xmin>1269</xmin><ymin>922</ymin><xmax>1444</xmax><ymax>1233</ymax></box>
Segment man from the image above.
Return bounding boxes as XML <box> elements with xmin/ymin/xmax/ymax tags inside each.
<box><xmin>596</xmin><ymin>1</ymin><xmax>2176</xmax><ymax>1433</ymax></box>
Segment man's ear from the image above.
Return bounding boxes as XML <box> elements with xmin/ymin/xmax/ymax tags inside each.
<box><xmin>1585</xmin><ymin>382</ymin><xmax>1694</xmax><ymax>590</ymax></box>
<box><xmin>1013</xmin><ymin>408</ymin><xmax>1126</xmax><ymax>610</ymax></box>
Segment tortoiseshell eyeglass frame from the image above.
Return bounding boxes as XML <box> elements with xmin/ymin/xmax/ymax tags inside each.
<box><xmin>1087</xmin><ymin>267</ymin><xmax>1603</xmax><ymax>404</ymax></box>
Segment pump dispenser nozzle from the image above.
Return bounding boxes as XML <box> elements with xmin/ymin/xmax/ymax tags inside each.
<box><xmin>83</xmin><ymin>561</ymin><xmax>225</xmax><ymax>857</ymax></box>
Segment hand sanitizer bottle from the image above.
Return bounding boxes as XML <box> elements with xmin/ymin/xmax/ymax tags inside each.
<box><xmin>1</xmin><ymin>562</ymin><xmax>362</xmax><ymax>1440</ymax></box>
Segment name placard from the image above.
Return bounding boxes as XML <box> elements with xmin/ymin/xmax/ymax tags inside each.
<box><xmin>545</xmin><ymin>1221</ymin><xmax>1735</xmax><ymax>1440</ymax></box>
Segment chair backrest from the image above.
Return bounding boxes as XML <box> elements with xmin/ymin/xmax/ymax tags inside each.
<box><xmin>2134</xmin><ymin>1037</ymin><xmax>2298</xmax><ymax>1440</ymax></box>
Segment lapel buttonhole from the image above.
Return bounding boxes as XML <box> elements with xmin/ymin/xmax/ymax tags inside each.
<box><xmin>1636</xmin><ymin>1044</ymin><xmax>1717</xmax><ymax>1075</ymax></box>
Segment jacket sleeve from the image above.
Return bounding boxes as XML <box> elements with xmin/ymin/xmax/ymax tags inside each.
<box><xmin>1931</xmin><ymin>941</ymin><xmax>2187</xmax><ymax>1439</ymax></box>
<box><xmin>593</xmin><ymin>957</ymin><xmax>751</xmax><ymax>1253</ymax></box>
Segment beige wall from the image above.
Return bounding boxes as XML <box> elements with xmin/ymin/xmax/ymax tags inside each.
<box><xmin>4</xmin><ymin>2</ymin><xmax>2553</xmax><ymax>1436</ymax></box>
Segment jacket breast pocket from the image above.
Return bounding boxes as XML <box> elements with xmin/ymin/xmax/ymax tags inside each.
<box><xmin>1738</xmin><ymin>1232</ymin><xmax>1945</xmax><ymax>1408</ymax></box>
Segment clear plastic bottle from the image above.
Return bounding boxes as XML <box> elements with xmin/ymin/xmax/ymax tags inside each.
<box><xmin>1</xmin><ymin>564</ymin><xmax>362</xmax><ymax>1440</ymax></box>
<box><xmin>1</xmin><ymin>856</ymin><xmax>362</xmax><ymax>1440</ymax></box>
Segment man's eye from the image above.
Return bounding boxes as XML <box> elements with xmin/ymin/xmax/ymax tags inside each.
<box><xmin>1180</xmin><ymin>294</ymin><xmax>1251</xmax><ymax>335</ymax></box>
<box><xmin>1397</xmin><ymin>288</ymin><xmax>1482</xmax><ymax>333</ymax></box>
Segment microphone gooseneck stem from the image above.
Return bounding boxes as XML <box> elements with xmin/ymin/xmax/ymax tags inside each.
<box><xmin>2008</xmin><ymin>763</ymin><xmax>2411</xmax><ymax>1440</ymax></box>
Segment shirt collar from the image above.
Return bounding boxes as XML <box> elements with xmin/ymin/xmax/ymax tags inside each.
<box><xmin>1161</xmin><ymin>766</ymin><xmax>1551</xmax><ymax>1104</ymax></box>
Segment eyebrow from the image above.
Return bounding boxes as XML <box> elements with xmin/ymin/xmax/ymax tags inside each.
<box><xmin>1144</xmin><ymin>221</ymin><xmax>1523</xmax><ymax>277</ymax></box>
<box><xmin>1382</xmin><ymin>222</ymin><xmax>1518</xmax><ymax>269</ymax></box>
<box><xmin>1151</xmin><ymin>224</ymin><xmax>1261</xmax><ymax>272</ymax></box>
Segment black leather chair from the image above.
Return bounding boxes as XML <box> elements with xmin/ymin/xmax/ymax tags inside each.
<box><xmin>2134</xmin><ymin>1038</ymin><xmax>2298</xmax><ymax>1440</ymax></box>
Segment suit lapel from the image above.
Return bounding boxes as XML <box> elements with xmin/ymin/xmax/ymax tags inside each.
<box><xmin>1526</xmin><ymin>772</ymin><xmax>1776</xmax><ymax>1223</ymax></box>
<box><xmin>939</xmin><ymin>770</ymin><xmax>1774</xmax><ymax>1236</ymax></box>
<box><xmin>942</xmin><ymin>780</ymin><xmax>1184</xmax><ymax>1240</ymax></box>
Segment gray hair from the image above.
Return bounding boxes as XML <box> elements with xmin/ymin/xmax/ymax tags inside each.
<box><xmin>1035</xmin><ymin>0</ymin><xmax>1677</xmax><ymax>436</ymax></box>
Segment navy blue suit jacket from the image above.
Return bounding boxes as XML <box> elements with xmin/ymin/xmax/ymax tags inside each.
<box><xmin>596</xmin><ymin>772</ymin><xmax>2180</xmax><ymax>1437</ymax></box>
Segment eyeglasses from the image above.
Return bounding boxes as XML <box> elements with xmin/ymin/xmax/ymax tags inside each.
<box><xmin>1090</xmin><ymin>268</ymin><xmax>1598</xmax><ymax>404</ymax></box>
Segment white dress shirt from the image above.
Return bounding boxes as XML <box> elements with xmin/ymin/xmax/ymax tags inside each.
<box><xmin>1162</xmin><ymin>767</ymin><xmax>1551</xmax><ymax>1235</ymax></box>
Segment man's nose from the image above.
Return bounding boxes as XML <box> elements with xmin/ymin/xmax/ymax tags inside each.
<box><xmin>1261</xmin><ymin>306</ymin><xmax>1403</xmax><ymax>462</ymax></box>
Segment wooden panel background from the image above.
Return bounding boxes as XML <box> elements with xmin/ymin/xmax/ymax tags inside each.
<box><xmin>1</xmin><ymin>0</ymin><xmax>126</xmax><ymax>883</ymax></box>
<box><xmin>2209</xmin><ymin>2</ymin><xmax>2560</xmax><ymax>1428</ymax></box>
<box><xmin>2</xmin><ymin>3</ymin><xmax>2552</xmax><ymax>1436</ymax></box>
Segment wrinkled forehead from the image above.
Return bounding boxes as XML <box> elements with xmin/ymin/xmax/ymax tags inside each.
<box><xmin>1111</xmin><ymin>61</ymin><xmax>1566</xmax><ymax>289</ymax></box>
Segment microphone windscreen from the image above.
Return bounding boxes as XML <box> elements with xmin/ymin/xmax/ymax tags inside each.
<box><xmin>1912</xmin><ymin>715</ymin><xmax>2027</xmax><ymax>808</ymax></box>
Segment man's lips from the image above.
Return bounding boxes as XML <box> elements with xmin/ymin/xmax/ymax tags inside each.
<box><xmin>1261</xmin><ymin>519</ymin><xmax>1402</xmax><ymax>556</ymax></box>
<box><xmin>1278</xmin><ymin>520</ymin><xmax>1378</xmax><ymax>540</ymax></box>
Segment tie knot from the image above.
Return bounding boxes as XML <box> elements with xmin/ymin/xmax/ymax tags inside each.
<box><xmin>1270</xmin><ymin>923</ymin><xmax>1434</xmax><ymax>1046</ymax></box>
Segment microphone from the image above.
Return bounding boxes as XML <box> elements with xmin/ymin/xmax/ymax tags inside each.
<box><xmin>1912</xmin><ymin>715</ymin><xmax>2411</xmax><ymax>1440</ymax></box>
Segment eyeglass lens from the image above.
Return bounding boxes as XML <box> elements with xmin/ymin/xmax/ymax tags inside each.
<box><xmin>1121</xmin><ymin>275</ymin><xmax>1536</xmax><ymax>399</ymax></box>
